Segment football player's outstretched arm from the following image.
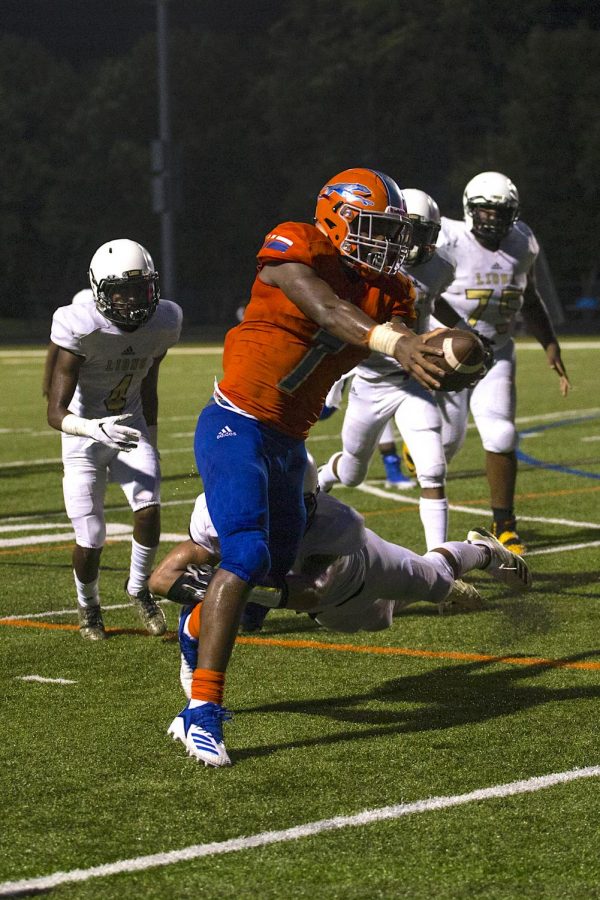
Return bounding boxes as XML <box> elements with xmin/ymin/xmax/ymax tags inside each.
<box><xmin>521</xmin><ymin>270</ymin><xmax>571</xmax><ymax>397</ymax></box>
<box><xmin>148</xmin><ymin>539</ymin><xmax>220</xmax><ymax>602</ymax></box>
<box><xmin>260</xmin><ymin>261</ymin><xmax>445</xmax><ymax>390</ymax></box>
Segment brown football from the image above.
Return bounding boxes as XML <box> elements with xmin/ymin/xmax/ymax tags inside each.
<box><xmin>426</xmin><ymin>328</ymin><xmax>486</xmax><ymax>392</ymax></box>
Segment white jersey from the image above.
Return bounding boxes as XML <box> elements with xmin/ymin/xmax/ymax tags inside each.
<box><xmin>353</xmin><ymin>250</ymin><xmax>456</xmax><ymax>381</ymax></box>
<box><xmin>432</xmin><ymin>217</ymin><xmax>539</xmax><ymax>349</ymax></box>
<box><xmin>190</xmin><ymin>490</ymin><xmax>368</xmax><ymax>609</ymax></box>
<box><xmin>189</xmin><ymin>490</ymin><xmax>453</xmax><ymax>632</ymax></box>
<box><xmin>50</xmin><ymin>299</ymin><xmax>182</xmax><ymax>422</ymax></box>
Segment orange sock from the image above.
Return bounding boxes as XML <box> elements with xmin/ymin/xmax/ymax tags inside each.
<box><xmin>187</xmin><ymin>602</ymin><xmax>202</xmax><ymax>639</ymax></box>
<box><xmin>191</xmin><ymin>668</ymin><xmax>225</xmax><ymax>705</ymax></box>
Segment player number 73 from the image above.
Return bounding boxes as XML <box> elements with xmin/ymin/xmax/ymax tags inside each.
<box><xmin>465</xmin><ymin>288</ymin><xmax>522</xmax><ymax>333</ymax></box>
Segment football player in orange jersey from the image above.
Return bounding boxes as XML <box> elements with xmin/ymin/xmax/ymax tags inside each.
<box><xmin>168</xmin><ymin>167</ymin><xmax>448</xmax><ymax>766</ymax></box>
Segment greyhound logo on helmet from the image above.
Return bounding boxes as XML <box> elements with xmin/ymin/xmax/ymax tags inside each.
<box><xmin>319</xmin><ymin>182</ymin><xmax>375</xmax><ymax>207</ymax></box>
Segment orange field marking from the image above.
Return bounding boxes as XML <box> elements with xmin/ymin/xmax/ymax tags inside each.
<box><xmin>0</xmin><ymin>542</ymin><xmax>75</xmax><ymax>557</ymax></box>
<box><xmin>1</xmin><ymin>617</ymin><xmax>599</xmax><ymax>671</ymax></box>
<box><xmin>238</xmin><ymin>635</ymin><xmax>600</xmax><ymax>671</ymax></box>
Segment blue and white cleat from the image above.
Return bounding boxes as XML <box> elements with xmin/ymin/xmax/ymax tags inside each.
<box><xmin>178</xmin><ymin>605</ymin><xmax>198</xmax><ymax>699</ymax></box>
<box><xmin>382</xmin><ymin>453</ymin><xmax>416</xmax><ymax>489</ymax></box>
<box><xmin>467</xmin><ymin>527</ymin><xmax>532</xmax><ymax>591</ymax></box>
<box><xmin>168</xmin><ymin>702</ymin><xmax>233</xmax><ymax>767</ymax></box>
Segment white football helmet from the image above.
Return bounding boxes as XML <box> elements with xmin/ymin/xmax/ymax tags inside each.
<box><xmin>402</xmin><ymin>189</ymin><xmax>441</xmax><ymax>267</ymax></box>
<box><xmin>88</xmin><ymin>239</ymin><xmax>159</xmax><ymax>329</ymax></box>
<box><xmin>463</xmin><ymin>171</ymin><xmax>520</xmax><ymax>241</ymax></box>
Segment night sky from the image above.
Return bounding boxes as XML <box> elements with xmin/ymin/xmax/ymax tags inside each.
<box><xmin>1</xmin><ymin>0</ymin><xmax>280</xmax><ymax>65</ymax></box>
<box><xmin>4</xmin><ymin>1</ymin><xmax>599</xmax><ymax>67</ymax></box>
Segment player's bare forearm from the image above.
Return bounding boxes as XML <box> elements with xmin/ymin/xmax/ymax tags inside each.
<box><xmin>42</xmin><ymin>343</ymin><xmax>60</xmax><ymax>399</ymax></box>
<box><xmin>260</xmin><ymin>260</ymin><xmax>384</xmax><ymax>345</ymax></box>
<box><xmin>46</xmin><ymin>349</ymin><xmax>82</xmax><ymax>429</ymax></box>
<box><xmin>521</xmin><ymin>298</ymin><xmax>557</xmax><ymax>348</ymax></box>
<box><xmin>521</xmin><ymin>271</ymin><xmax>558</xmax><ymax>349</ymax></box>
<box><xmin>520</xmin><ymin>279</ymin><xmax>570</xmax><ymax>395</ymax></box>
<box><xmin>544</xmin><ymin>341</ymin><xmax>571</xmax><ymax>397</ymax></box>
<box><xmin>148</xmin><ymin>539</ymin><xmax>218</xmax><ymax>598</ymax></box>
<box><xmin>260</xmin><ymin>261</ymin><xmax>444</xmax><ymax>389</ymax></box>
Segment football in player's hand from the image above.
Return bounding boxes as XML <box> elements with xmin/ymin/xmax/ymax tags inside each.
<box><xmin>426</xmin><ymin>328</ymin><xmax>486</xmax><ymax>391</ymax></box>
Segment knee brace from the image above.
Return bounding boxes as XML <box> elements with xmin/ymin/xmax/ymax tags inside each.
<box><xmin>70</xmin><ymin>513</ymin><xmax>106</xmax><ymax>550</ymax></box>
<box><xmin>337</xmin><ymin>451</ymin><xmax>369</xmax><ymax>487</ymax></box>
<box><xmin>479</xmin><ymin>417</ymin><xmax>517</xmax><ymax>454</ymax></box>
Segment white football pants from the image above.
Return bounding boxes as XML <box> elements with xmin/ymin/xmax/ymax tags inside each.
<box><xmin>437</xmin><ymin>338</ymin><xmax>517</xmax><ymax>461</ymax></box>
<box><xmin>335</xmin><ymin>374</ymin><xmax>446</xmax><ymax>490</ymax></box>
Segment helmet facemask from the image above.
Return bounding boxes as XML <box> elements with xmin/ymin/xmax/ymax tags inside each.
<box><xmin>463</xmin><ymin>172</ymin><xmax>520</xmax><ymax>243</ymax></box>
<box><xmin>466</xmin><ymin>199</ymin><xmax>519</xmax><ymax>242</ymax></box>
<box><xmin>93</xmin><ymin>272</ymin><xmax>160</xmax><ymax>330</ymax></box>
<box><xmin>404</xmin><ymin>217</ymin><xmax>441</xmax><ymax>267</ymax></box>
<box><xmin>340</xmin><ymin>204</ymin><xmax>413</xmax><ymax>276</ymax></box>
<box><xmin>315</xmin><ymin>169</ymin><xmax>413</xmax><ymax>278</ymax></box>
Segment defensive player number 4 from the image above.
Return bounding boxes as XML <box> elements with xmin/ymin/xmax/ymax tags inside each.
<box><xmin>104</xmin><ymin>374</ymin><xmax>133</xmax><ymax>413</ymax></box>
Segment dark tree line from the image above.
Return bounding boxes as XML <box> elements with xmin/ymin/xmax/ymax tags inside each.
<box><xmin>1</xmin><ymin>0</ymin><xmax>598</xmax><ymax>326</ymax></box>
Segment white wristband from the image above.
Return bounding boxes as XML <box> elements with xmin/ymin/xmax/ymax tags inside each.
<box><xmin>61</xmin><ymin>413</ymin><xmax>94</xmax><ymax>438</ymax></box>
<box><xmin>367</xmin><ymin>323</ymin><xmax>403</xmax><ymax>356</ymax></box>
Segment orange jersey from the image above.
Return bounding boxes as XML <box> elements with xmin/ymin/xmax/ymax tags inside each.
<box><xmin>219</xmin><ymin>221</ymin><xmax>416</xmax><ymax>439</ymax></box>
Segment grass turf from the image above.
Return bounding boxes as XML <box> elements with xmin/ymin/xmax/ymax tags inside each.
<box><xmin>0</xmin><ymin>338</ymin><xmax>599</xmax><ymax>898</ymax></box>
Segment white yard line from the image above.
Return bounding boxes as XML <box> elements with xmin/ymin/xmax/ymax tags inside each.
<box><xmin>526</xmin><ymin>540</ymin><xmax>600</xmax><ymax>556</ymax></box>
<box><xmin>0</xmin><ymin>529</ymin><xmax>186</xmax><ymax>549</ymax></box>
<box><xmin>0</xmin><ymin>765</ymin><xmax>597</xmax><ymax>896</ymax></box>
<box><xmin>0</xmin><ymin>446</ymin><xmax>193</xmax><ymax>470</ymax></box>
<box><xmin>16</xmin><ymin>675</ymin><xmax>76</xmax><ymax>685</ymax></box>
<box><xmin>0</xmin><ymin>347</ymin><xmax>223</xmax><ymax>359</ymax></box>
<box><xmin>2</xmin><ymin>341</ymin><xmax>600</xmax><ymax>361</ymax></box>
<box><xmin>0</xmin><ymin>499</ymin><xmax>196</xmax><ymax>525</ymax></box>
<box><xmin>0</xmin><ymin>406</ymin><xmax>598</xmax><ymax>447</ymax></box>
<box><xmin>0</xmin><ymin>522</ymin><xmax>134</xmax><ymax>548</ymax></box>
<box><xmin>0</xmin><ymin>598</ymin><xmax>171</xmax><ymax>622</ymax></box>
<box><xmin>354</xmin><ymin>483</ymin><xmax>600</xmax><ymax>530</ymax></box>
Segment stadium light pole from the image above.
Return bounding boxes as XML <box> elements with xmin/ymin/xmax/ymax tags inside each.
<box><xmin>153</xmin><ymin>0</ymin><xmax>176</xmax><ymax>300</ymax></box>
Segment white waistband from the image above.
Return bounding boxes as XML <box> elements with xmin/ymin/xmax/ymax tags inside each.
<box><xmin>212</xmin><ymin>379</ymin><xmax>257</xmax><ymax>420</ymax></box>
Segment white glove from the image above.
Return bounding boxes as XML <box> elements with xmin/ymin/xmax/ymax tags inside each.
<box><xmin>61</xmin><ymin>413</ymin><xmax>141</xmax><ymax>452</ymax></box>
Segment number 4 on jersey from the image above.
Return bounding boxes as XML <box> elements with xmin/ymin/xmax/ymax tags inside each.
<box><xmin>104</xmin><ymin>374</ymin><xmax>133</xmax><ymax>413</ymax></box>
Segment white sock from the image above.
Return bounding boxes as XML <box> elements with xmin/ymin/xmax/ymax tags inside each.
<box><xmin>317</xmin><ymin>452</ymin><xmax>342</xmax><ymax>492</ymax></box>
<box><xmin>188</xmin><ymin>699</ymin><xmax>209</xmax><ymax>709</ymax></box>
<box><xmin>74</xmin><ymin>571</ymin><xmax>100</xmax><ymax>608</ymax></box>
<box><xmin>127</xmin><ymin>537</ymin><xmax>158</xmax><ymax>595</ymax></box>
<box><xmin>419</xmin><ymin>497</ymin><xmax>449</xmax><ymax>550</ymax></box>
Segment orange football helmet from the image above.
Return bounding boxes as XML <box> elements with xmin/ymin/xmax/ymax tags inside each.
<box><xmin>315</xmin><ymin>168</ymin><xmax>412</xmax><ymax>276</ymax></box>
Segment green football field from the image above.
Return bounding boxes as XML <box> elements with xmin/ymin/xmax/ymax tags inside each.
<box><xmin>1</xmin><ymin>339</ymin><xmax>599</xmax><ymax>899</ymax></box>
